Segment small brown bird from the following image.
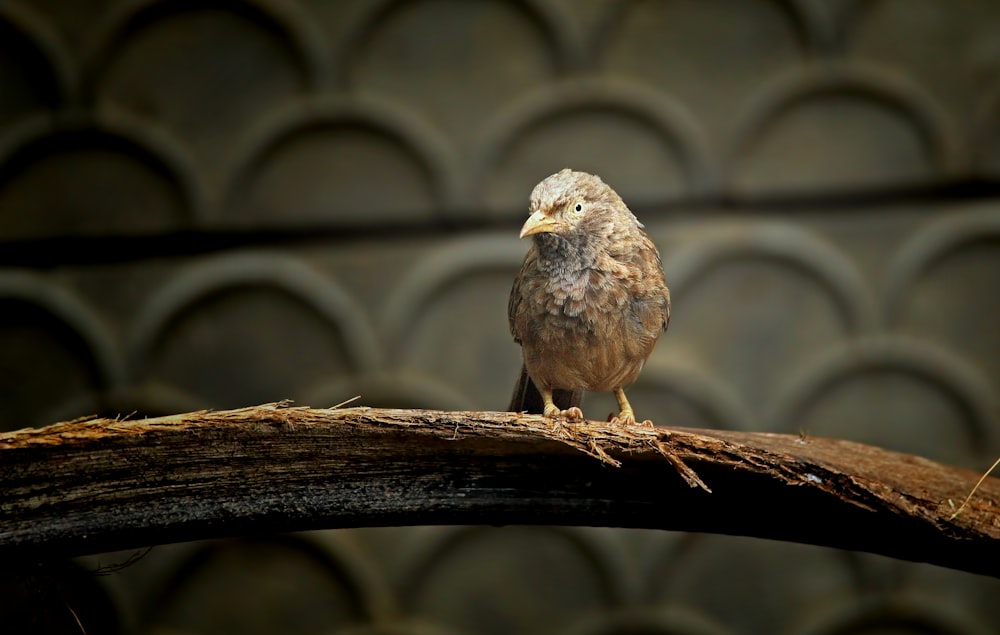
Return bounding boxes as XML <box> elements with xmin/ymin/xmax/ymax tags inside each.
<box><xmin>508</xmin><ymin>169</ymin><xmax>670</xmax><ymax>426</ymax></box>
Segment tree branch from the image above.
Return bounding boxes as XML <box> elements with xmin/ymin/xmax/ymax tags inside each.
<box><xmin>1</xmin><ymin>403</ymin><xmax>998</xmax><ymax>577</ymax></box>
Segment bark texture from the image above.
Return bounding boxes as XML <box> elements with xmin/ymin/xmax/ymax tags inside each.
<box><xmin>1</xmin><ymin>403</ymin><xmax>998</xmax><ymax>577</ymax></box>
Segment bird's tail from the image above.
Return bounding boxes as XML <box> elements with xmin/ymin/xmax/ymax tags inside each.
<box><xmin>508</xmin><ymin>364</ymin><xmax>582</xmax><ymax>414</ymax></box>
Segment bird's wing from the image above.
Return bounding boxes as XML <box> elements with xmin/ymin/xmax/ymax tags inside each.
<box><xmin>617</xmin><ymin>238</ymin><xmax>669</xmax><ymax>375</ymax></box>
<box><xmin>508</xmin><ymin>246</ymin><xmax>537</xmax><ymax>344</ymax></box>
<box><xmin>634</xmin><ymin>233</ymin><xmax>671</xmax><ymax>333</ymax></box>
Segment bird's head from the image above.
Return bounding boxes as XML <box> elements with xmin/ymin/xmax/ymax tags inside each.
<box><xmin>520</xmin><ymin>169</ymin><xmax>640</xmax><ymax>253</ymax></box>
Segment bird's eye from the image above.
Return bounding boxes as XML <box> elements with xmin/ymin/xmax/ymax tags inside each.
<box><xmin>574</xmin><ymin>203</ymin><xmax>583</xmax><ymax>212</ymax></box>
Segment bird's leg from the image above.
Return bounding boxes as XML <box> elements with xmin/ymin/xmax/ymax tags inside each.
<box><xmin>611</xmin><ymin>387</ymin><xmax>652</xmax><ymax>427</ymax></box>
<box><xmin>540</xmin><ymin>385</ymin><xmax>583</xmax><ymax>420</ymax></box>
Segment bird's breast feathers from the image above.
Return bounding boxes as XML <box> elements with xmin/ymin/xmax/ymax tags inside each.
<box><xmin>521</xmin><ymin>256</ymin><xmax>662</xmax><ymax>335</ymax></box>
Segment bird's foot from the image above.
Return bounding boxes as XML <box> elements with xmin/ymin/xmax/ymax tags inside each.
<box><xmin>544</xmin><ymin>404</ymin><xmax>584</xmax><ymax>420</ymax></box>
<box><xmin>609</xmin><ymin>410</ymin><xmax>635</xmax><ymax>426</ymax></box>
<box><xmin>609</xmin><ymin>409</ymin><xmax>654</xmax><ymax>427</ymax></box>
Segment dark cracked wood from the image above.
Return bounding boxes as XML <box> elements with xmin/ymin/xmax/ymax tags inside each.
<box><xmin>1</xmin><ymin>403</ymin><xmax>998</xmax><ymax>577</ymax></box>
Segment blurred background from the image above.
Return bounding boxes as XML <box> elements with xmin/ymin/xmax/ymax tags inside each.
<box><xmin>2</xmin><ymin>0</ymin><xmax>1000</xmax><ymax>633</ymax></box>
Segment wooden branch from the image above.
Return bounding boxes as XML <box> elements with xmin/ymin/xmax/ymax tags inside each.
<box><xmin>2</xmin><ymin>403</ymin><xmax>998</xmax><ymax>577</ymax></box>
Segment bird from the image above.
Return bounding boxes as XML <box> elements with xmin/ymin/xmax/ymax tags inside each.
<box><xmin>508</xmin><ymin>168</ymin><xmax>670</xmax><ymax>426</ymax></box>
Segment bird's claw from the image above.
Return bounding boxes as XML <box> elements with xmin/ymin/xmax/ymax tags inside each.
<box><xmin>609</xmin><ymin>410</ymin><xmax>654</xmax><ymax>427</ymax></box>
<box><xmin>544</xmin><ymin>405</ymin><xmax>584</xmax><ymax>420</ymax></box>
<box><xmin>609</xmin><ymin>411</ymin><xmax>634</xmax><ymax>426</ymax></box>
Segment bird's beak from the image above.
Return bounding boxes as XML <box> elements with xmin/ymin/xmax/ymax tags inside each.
<box><xmin>519</xmin><ymin>210</ymin><xmax>560</xmax><ymax>238</ymax></box>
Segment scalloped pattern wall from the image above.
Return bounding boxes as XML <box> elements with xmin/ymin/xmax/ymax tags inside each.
<box><xmin>2</xmin><ymin>1</ymin><xmax>1000</xmax><ymax>634</ymax></box>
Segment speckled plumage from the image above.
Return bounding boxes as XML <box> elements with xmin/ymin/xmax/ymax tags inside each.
<box><xmin>508</xmin><ymin>169</ymin><xmax>670</xmax><ymax>425</ymax></box>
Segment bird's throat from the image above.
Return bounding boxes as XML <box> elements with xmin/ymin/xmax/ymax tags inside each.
<box><xmin>533</xmin><ymin>232</ymin><xmax>595</xmax><ymax>277</ymax></box>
